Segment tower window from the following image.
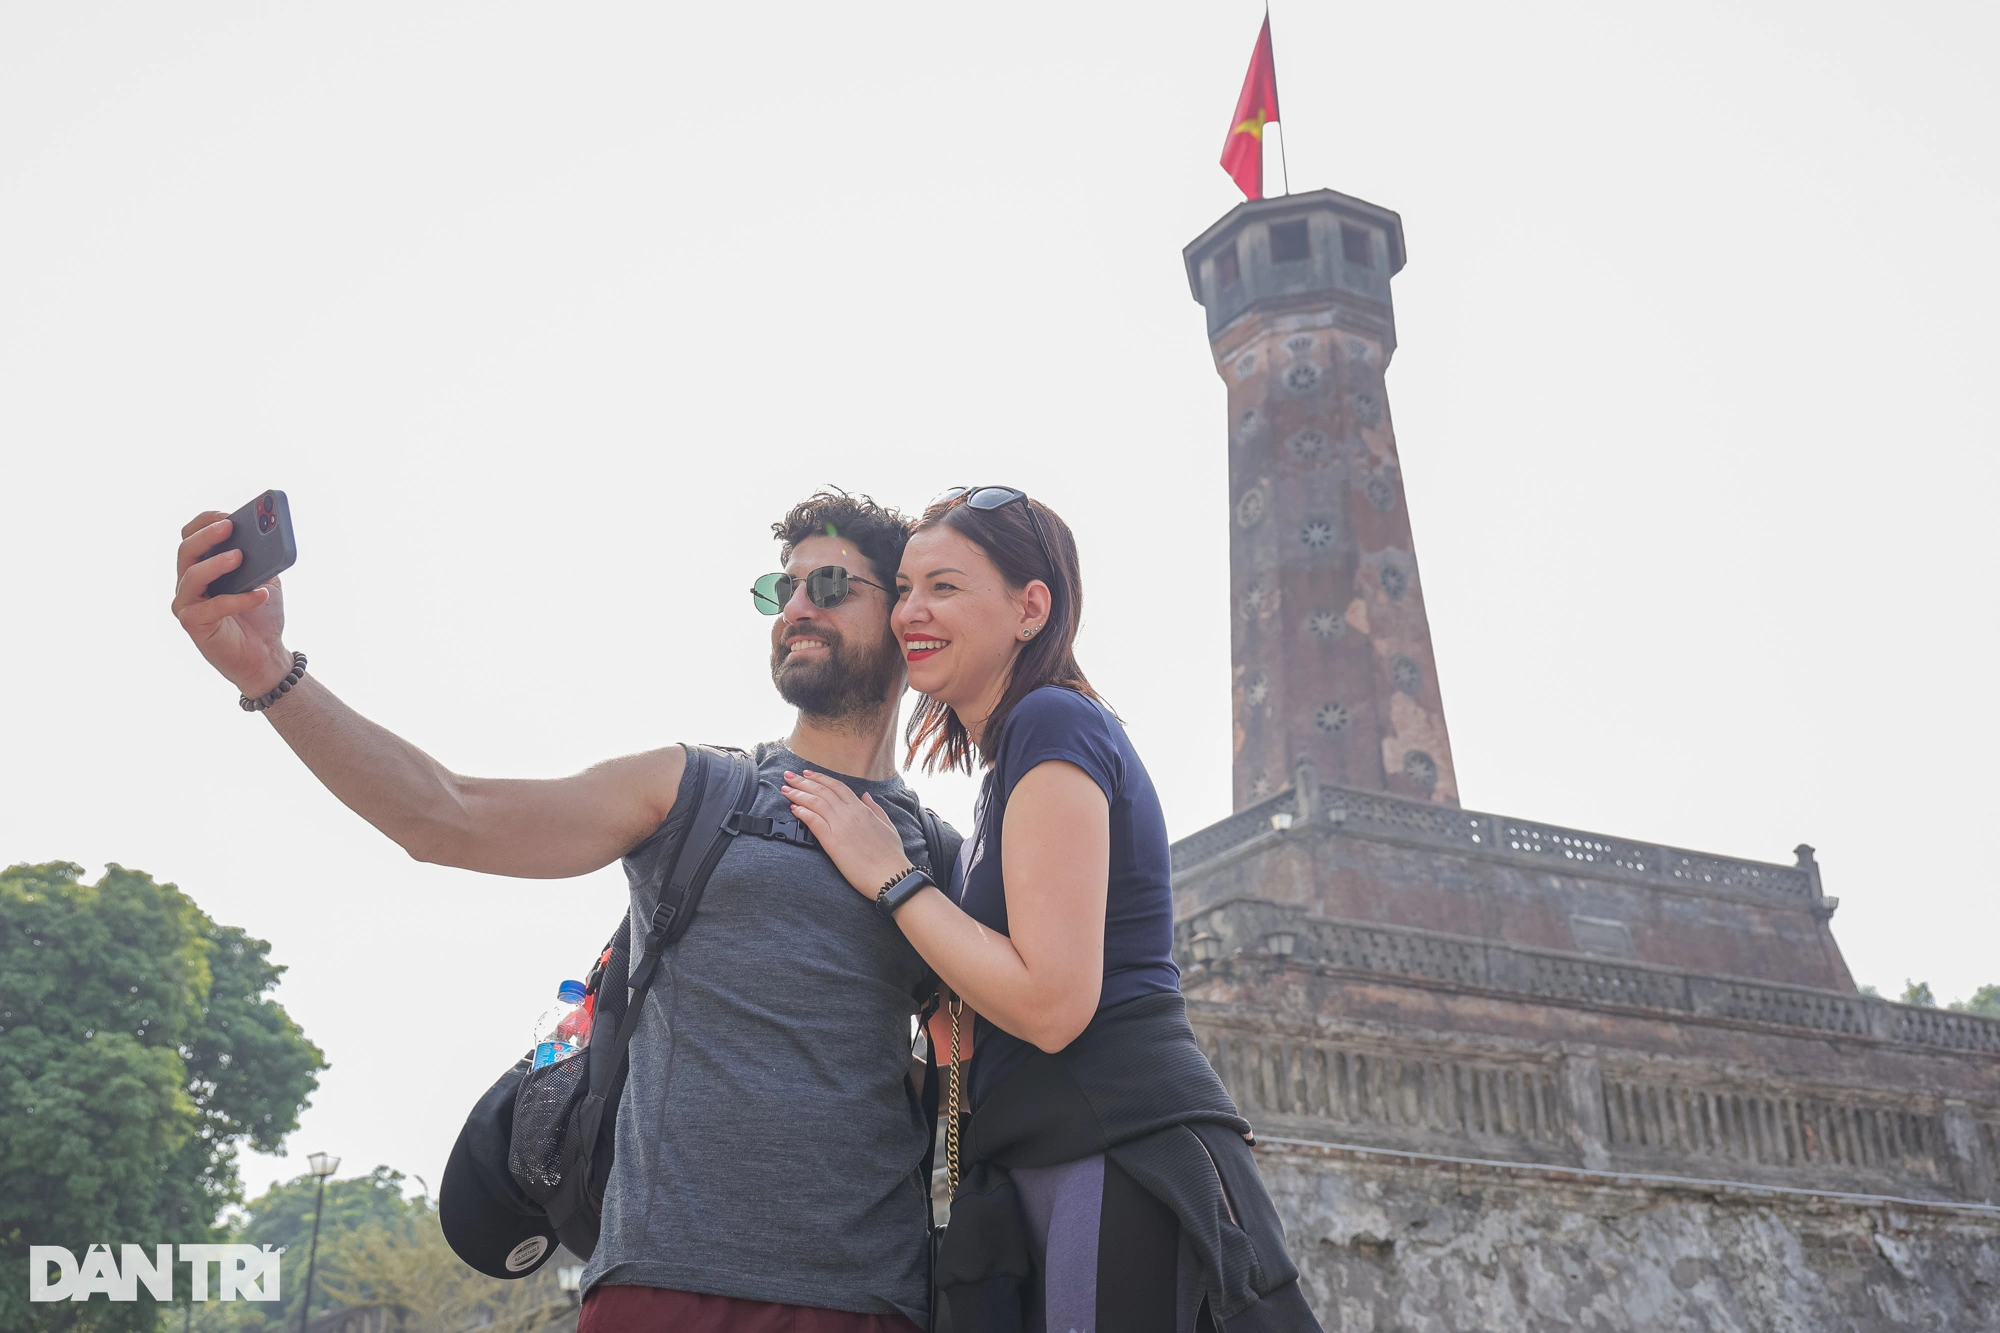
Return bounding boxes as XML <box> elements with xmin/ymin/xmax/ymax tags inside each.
<box><xmin>1214</xmin><ymin>244</ymin><xmax>1240</xmax><ymax>288</ymax></box>
<box><xmin>1341</xmin><ymin>223</ymin><xmax>1373</xmax><ymax>267</ymax></box>
<box><xmin>1269</xmin><ymin>220</ymin><xmax>1310</xmax><ymax>264</ymax></box>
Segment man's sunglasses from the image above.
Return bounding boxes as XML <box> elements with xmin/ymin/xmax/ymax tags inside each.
<box><xmin>751</xmin><ymin>566</ymin><xmax>890</xmax><ymax>615</ymax></box>
<box><xmin>934</xmin><ymin>485</ymin><xmax>1056</xmax><ymax>575</ymax></box>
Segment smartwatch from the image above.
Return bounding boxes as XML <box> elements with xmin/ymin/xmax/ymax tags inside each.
<box><xmin>875</xmin><ymin>867</ymin><xmax>934</xmax><ymax>918</ymax></box>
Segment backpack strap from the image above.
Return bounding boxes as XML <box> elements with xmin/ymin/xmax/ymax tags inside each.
<box><xmin>916</xmin><ymin>806</ymin><xmax>950</xmax><ymax>885</ymax></box>
<box><xmin>726</xmin><ymin>810</ymin><xmax>820</xmax><ymax>849</ymax></box>
<box><xmin>729</xmin><ymin>797</ymin><xmax>948</xmax><ymax>867</ymax></box>
<box><xmin>587</xmin><ymin>744</ymin><xmax>758</xmax><ymax>1099</ymax></box>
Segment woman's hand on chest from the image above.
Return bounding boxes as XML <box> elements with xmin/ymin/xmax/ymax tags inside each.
<box><xmin>781</xmin><ymin>770</ymin><xmax>915</xmax><ymax>900</ymax></box>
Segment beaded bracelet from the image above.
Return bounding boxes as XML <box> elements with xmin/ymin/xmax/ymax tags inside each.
<box><xmin>241</xmin><ymin>652</ymin><xmax>308</xmax><ymax>712</ymax></box>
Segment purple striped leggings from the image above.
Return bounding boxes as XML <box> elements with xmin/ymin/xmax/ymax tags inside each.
<box><xmin>1010</xmin><ymin>1153</ymin><xmax>1182</xmax><ymax>1333</ymax></box>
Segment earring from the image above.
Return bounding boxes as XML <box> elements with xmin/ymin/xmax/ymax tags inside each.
<box><xmin>1022</xmin><ymin>626</ymin><xmax>1038</xmax><ymax>639</ymax></box>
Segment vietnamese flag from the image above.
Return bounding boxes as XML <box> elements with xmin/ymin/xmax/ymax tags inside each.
<box><xmin>1221</xmin><ymin>17</ymin><xmax>1280</xmax><ymax>200</ymax></box>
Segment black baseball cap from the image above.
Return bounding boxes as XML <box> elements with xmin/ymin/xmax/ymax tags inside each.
<box><xmin>438</xmin><ymin>1058</ymin><xmax>559</xmax><ymax>1280</ymax></box>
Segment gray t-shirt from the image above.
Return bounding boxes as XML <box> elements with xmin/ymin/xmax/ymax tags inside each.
<box><xmin>581</xmin><ymin>742</ymin><xmax>953</xmax><ymax>1323</ymax></box>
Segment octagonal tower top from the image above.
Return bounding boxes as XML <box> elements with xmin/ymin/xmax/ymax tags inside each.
<box><xmin>1183</xmin><ymin>188</ymin><xmax>1408</xmax><ymax>347</ymax></box>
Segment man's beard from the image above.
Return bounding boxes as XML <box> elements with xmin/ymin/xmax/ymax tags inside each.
<box><xmin>771</xmin><ymin>625</ymin><xmax>902</xmax><ymax>724</ymax></box>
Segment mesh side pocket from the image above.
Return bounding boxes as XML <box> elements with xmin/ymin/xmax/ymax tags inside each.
<box><xmin>509</xmin><ymin>1055</ymin><xmax>588</xmax><ymax>1193</ymax></box>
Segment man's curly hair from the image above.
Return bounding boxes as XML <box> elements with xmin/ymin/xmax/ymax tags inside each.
<box><xmin>772</xmin><ymin>489</ymin><xmax>915</xmax><ymax>586</ymax></box>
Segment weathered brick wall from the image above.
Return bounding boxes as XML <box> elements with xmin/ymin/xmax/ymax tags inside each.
<box><xmin>1255</xmin><ymin>1141</ymin><xmax>2000</xmax><ymax>1331</ymax></box>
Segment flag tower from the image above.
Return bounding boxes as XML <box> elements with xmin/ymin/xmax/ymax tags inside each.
<box><xmin>1184</xmin><ymin>190</ymin><xmax>1458</xmax><ymax>809</ymax></box>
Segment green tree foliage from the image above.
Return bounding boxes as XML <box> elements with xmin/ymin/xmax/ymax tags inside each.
<box><xmin>1868</xmin><ymin>979</ymin><xmax>2000</xmax><ymax>1017</ymax></box>
<box><xmin>0</xmin><ymin>862</ymin><xmax>325</xmax><ymax>1333</ymax></box>
<box><xmin>237</xmin><ymin>1167</ymin><xmax>419</xmax><ymax>1270</ymax></box>
<box><xmin>1950</xmin><ymin>983</ymin><xmax>2000</xmax><ymax>1019</ymax></box>
<box><xmin>1880</xmin><ymin>978</ymin><xmax>1999</xmax><ymax>1017</ymax></box>
<box><xmin>309</xmin><ymin>1207</ymin><xmax>567</xmax><ymax>1333</ymax></box>
<box><xmin>190</xmin><ymin>1167</ymin><xmax>422</xmax><ymax>1331</ymax></box>
<box><xmin>189</xmin><ymin>1173</ymin><xmax>567</xmax><ymax>1333</ymax></box>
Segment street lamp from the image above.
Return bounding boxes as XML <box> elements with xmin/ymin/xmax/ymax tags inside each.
<box><xmin>298</xmin><ymin>1152</ymin><xmax>340</xmax><ymax>1333</ymax></box>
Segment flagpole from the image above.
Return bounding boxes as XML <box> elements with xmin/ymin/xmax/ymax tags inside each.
<box><xmin>1267</xmin><ymin>2</ymin><xmax>1290</xmax><ymax>195</ymax></box>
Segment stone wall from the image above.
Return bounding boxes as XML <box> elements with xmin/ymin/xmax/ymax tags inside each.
<box><xmin>1255</xmin><ymin>1140</ymin><xmax>2000</xmax><ymax>1332</ymax></box>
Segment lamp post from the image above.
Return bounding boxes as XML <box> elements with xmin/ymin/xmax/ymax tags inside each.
<box><xmin>298</xmin><ymin>1152</ymin><xmax>340</xmax><ymax>1333</ymax></box>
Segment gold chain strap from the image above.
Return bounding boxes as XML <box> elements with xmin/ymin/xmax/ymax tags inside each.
<box><xmin>945</xmin><ymin>996</ymin><xmax>964</xmax><ymax>1198</ymax></box>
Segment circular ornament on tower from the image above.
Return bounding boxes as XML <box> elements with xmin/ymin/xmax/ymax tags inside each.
<box><xmin>1353</xmin><ymin>392</ymin><xmax>1383</xmax><ymax>428</ymax></box>
<box><xmin>1314</xmin><ymin>702</ymin><xmax>1352</xmax><ymax>734</ymax></box>
<box><xmin>1298</xmin><ymin>518</ymin><xmax>1335</xmax><ymax>550</ymax></box>
<box><xmin>1282</xmin><ymin>361</ymin><xmax>1323</xmax><ymax>394</ymax></box>
<box><xmin>1392</xmin><ymin>654</ymin><xmax>1423</xmax><ymax>694</ymax></box>
<box><xmin>1306</xmin><ymin>609</ymin><xmax>1344</xmax><ymax>640</ymax></box>
<box><xmin>1403</xmin><ymin>750</ymin><xmax>1439</xmax><ymax>794</ymax></box>
<box><xmin>1244</xmin><ymin>672</ymin><xmax>1270</xmax><ymax>708</ymax></box>
<box><xmin>1235</xmin><ymin>487</ymin><xmax>1268</xmax><ymax>528</ymax></box>
<box><xmin>1285</xmin><ymin>429</ymin><xmax>1330</xmax><ymax>467</ymax></box>
<box><xmin>1379</xmin><ymin>564</ymin><xmax>1408</xmax><ymax>601</ymax></box>
<box><xmin>1364</xmin><ymin>475</ymin><xmax>1398</xmax><ymax>513</ymax></box>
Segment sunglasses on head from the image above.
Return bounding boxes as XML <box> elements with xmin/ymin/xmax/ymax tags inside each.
<box><xmin>751</xmin><ymin>565</ymin><xmax>889</xmax><ymax>615</ymax></box>
<box><xmin>935</xmin><ymin>485</ymin><xmax>1029</xmax><ymax>511</ymax></box>
<box><xmin>934</xmin><ymin>485</ymin><xmax>1057</xmax><ymax>583</ymax></box>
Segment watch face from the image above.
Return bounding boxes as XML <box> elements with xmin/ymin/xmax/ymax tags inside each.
<box><xmin>879</xmin><ymin>868</ymin><xmax>930</xmax><ymax>914</ymax></box>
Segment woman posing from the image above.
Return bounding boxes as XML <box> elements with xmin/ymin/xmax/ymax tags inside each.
<box><xmin>783</xmin><ymin>487</ymin><xmax>1320</xmax><ymax>1333</ymax></box>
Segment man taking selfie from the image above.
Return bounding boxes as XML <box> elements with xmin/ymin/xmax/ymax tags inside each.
<box><xmin>171</xmin><ymin>489</ymin><xmax>949</xmax><ymax>1332</ymax></box>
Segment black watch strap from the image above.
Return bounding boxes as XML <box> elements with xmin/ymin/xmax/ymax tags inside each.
<box><xmin>875</xmin><ymin>867</ymin><xmax>933</xmax><ymax>917</ymax></box>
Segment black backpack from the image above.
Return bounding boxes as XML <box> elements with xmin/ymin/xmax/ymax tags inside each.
<box><xmin>439</xmin><ymin>744</ymin><xmax>952</xmax><ymax>1277</ymax></box>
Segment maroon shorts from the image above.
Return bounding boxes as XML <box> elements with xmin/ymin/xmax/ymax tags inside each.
<box><xmin>578</xmin><ymin>1284</ymin><xmax>923</xmax><ymax>1333</ymax></box>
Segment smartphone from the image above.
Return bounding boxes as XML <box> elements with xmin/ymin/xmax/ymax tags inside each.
<box><xmin>205</xmin><ymin>490</ymin><xmax>298</xmax><ymax>596</ymax></box>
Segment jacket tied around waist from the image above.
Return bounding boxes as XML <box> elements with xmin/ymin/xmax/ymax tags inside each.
<box><xmin>935</xmin><ymin>991</ymin><xmax>1323</xmax><ymax>1333</ymax></box>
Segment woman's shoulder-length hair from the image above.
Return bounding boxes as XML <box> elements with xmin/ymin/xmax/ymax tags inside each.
<box><xmin>904</xmin><ymin>492</ymin><xmax>1109</xmax><ymax>774</ymax></box>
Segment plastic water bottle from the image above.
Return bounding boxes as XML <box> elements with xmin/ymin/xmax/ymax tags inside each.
<box><xmin>531</xmin><ymin>980</ymin><xmax>591</xmax><ymax>1069</ymax></box>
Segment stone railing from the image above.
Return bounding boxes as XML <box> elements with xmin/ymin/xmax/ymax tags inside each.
<box><xmin>1171</xmin><ymin>782</ymin><xmax>1821</xmax><ymax>905</ymax></box>
<box><xmin>1169</xmin><ymin>788</ymin><xmax>1298</xmax><ymax>872</ymax></box>
<box><xmin>1196</xmin><ymin>1021</ymin><xmax>1575</xmax><ymax>1160</ymax></box>
<box><xmin>1176</xmin><ymin>899</ymin><xmax>2000</xmax><ymax>1057</ymax></box>
<box><xmin>1595</xmin><ymin>1067</ymin><xmax>1950</xmax><ymax>1183</ymax></box>
<box><xmin>1189</xmin><ymin>1012</ymin><xmax>1993</xmax><ymax>1200</ymax></box>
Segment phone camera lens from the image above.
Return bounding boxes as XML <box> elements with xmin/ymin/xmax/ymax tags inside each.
<box><xmin>257</xmin><ymin>496</ymin><xmax>277</xmax><ymax>534</ymax></box>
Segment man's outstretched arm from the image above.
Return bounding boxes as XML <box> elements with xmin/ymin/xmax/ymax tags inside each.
<box><xmin>172</xmin><ymin>509</ymin><xmax>682</xmax><ymax>879</ymax></box>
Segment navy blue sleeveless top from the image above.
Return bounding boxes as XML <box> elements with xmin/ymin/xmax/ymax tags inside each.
<box><xmin>951</xmin><ymin>685</ymin><xmax>1180</xmax><ymax>1104</ymax></box>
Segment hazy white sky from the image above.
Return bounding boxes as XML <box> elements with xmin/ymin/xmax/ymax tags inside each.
<box><xmin>2</xmin><ymin>2</ymin><xmax>1994</xmax><ymax>1203</ymax></box>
